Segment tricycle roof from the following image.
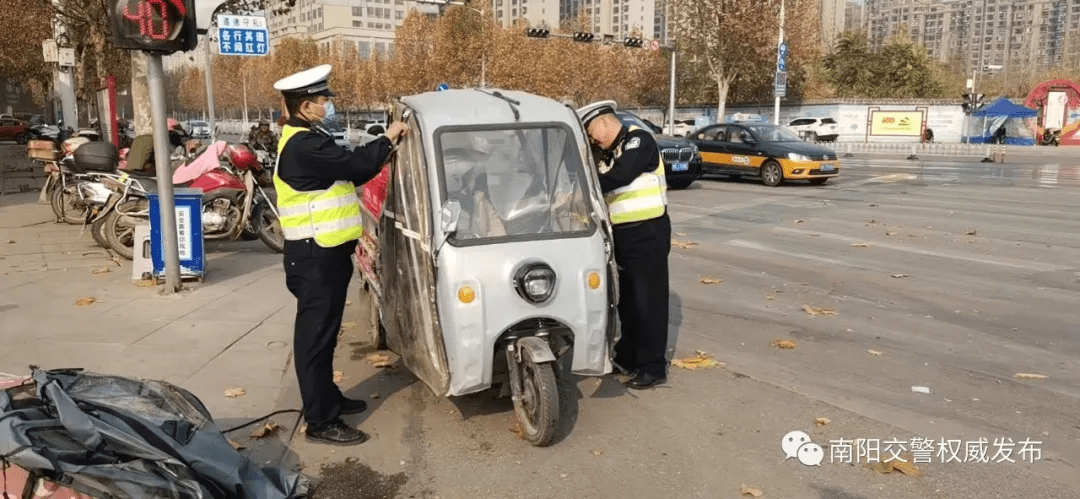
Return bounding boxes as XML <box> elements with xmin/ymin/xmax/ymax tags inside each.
<box><xmin>401</xmin><ymin>89</ymin><xmax>582</xmax><ymax>131</ymax></box>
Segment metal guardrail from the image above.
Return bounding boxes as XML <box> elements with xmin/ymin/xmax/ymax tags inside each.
<box><xmin>808</xmin><ymin>141</ymin><xmax>1005</xmax><ymax>161</ymax></box>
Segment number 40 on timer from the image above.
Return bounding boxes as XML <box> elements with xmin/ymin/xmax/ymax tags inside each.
<box><xmin>109</xmin><ymin>0</ymin><xmax>197</xmax><ymax>54</ymax></box>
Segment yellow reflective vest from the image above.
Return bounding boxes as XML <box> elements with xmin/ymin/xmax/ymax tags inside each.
<box><xmin>603</xmin><ymin>126</ymin><xmax>668</xmax><ymax>225</ymax></box>
<box><xmin>272</xmin><ymin>125</ymin><xmax>365</xmax><ymax>247</ymax></box>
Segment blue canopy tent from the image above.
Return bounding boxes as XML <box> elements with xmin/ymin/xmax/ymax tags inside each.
<box><xmin>965</xmin><ymin>97</ymin><xmax>1038</xmax><ymax>145</ymax></box>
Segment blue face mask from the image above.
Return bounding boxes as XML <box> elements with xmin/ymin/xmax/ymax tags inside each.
<box><xmin>323</xmin><ymin>101</ymin><xmax>336</xmax><ymax>119</ymax></box>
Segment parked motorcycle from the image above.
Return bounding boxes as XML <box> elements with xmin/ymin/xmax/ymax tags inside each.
<box><xmin>98</xmin><ymin>142</ymin><xmax>284</xmax><ymax>259</ymax></box>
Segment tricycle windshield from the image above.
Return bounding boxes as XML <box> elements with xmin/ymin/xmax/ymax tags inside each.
<box><xmin>437</xmin><ymin>125</ymin><xmax>595</xmax><ymax>243</ymax></box>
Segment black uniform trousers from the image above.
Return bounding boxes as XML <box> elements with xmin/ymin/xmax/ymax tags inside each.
<box><xmin>283</xmin><ymin>238</ymin><xmax>357</xmax><ymax>427</ymax></box>
<box><xmin>612</xmin><ymin>213</ymin><xmax>672</xmax><ymax>378</ymax></box>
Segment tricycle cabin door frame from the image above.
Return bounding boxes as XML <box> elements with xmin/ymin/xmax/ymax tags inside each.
<box><xmin>378</xmin><ymin>105</ymin><xmax>451</xmax><ymax>396</ymax></box>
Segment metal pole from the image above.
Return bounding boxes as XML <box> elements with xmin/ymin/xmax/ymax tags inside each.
<box><xmin>147</xmin><ymin>54</ymin><xmax>182</xmax><ymax>293</ymax></box>
<box><xmin>774</xmin><ymin>0</ymin><xmax>785</xmax><ymax>125</ymax></box>
<box><xmin>668</xmin><ymin>48</ymin><xmax>677</xmax><ymax>135</ymax></box>
<box><xmin>202</xmin><ymin>32</ymin><xmax>217</xmax><ymax>142</ymax></box>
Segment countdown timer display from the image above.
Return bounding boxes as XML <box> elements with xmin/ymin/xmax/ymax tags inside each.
<box><xmin>109</xmin><ymin>0</ymin><xmax>197</xmax><ymax>53</ymax></box>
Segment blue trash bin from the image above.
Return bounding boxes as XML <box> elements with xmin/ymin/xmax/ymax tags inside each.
<box><xmin>149</xmin><ymin>188</ymin><xmax>205</xmax><ymax>280</ymax></box>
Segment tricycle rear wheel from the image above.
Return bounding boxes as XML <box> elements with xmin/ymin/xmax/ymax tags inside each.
<box><xmin>511</xmin><ymin>348</ymin><xmax>558</xmax><ymax>446</ymax></box>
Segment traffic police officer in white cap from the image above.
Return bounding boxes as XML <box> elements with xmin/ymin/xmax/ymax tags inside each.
<box><xmin>273</xmin><ymin>64</ymin><xmax>408</xmax><ymax>445</ymax></box>
<box><xmin>577</xmin><ymin>100</ymin><xmax>671</xmax><ymax>389</ymax></box>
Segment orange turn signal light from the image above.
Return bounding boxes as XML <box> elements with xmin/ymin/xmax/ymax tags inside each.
<box><xmin>587</xmin><ymin>272</ymin><xmax>601</xmax><ymax>289</ymax></box>
<box><xmin>458</xmin><ymin>286</ymin><xmax>476</xmax><ymax>303</ymax></box>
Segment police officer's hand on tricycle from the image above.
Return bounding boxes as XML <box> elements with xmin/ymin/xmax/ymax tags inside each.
<box><xmin>385</xmin><ymin>122</ymin><xmax>410</xmax><ymax>143</ymax></box>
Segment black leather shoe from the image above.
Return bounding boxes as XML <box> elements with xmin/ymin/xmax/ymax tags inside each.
<box><xmin>305</xmin><ymin>419</ymin><xmax>369</xmax><ymax>446</ymax></box>
<box><xmin>626</xmin><ymin>373</ymin><xmax>666</xmax><ymax>390</ymax></box>
<box><xmin>340</xmin><ymin>397</ymin><xmax>368</xmax><ymax>415</ymax></box>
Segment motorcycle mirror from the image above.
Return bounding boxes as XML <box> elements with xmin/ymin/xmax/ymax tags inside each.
<box><xmin>440</xmin><ymin>199</ymin><xmax>461</xmax><ymax>235</ymax></box>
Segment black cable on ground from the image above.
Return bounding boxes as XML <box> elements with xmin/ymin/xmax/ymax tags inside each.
<box><xmin>221</xmin><ymin>409</ymin><xmax>302</xmax><ymax>434</ymax></box>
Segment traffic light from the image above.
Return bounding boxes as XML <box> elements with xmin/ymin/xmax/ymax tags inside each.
<box><xmin>962</xmin><ymin>93</ymin><xmax>985</xmax><ymax>113</ymax></box>
<box><xmin>572</xmin><ymin>32</ymin><xmax>595</xmax><ymax>43</ymax></box>
<box><xmin>525</xmin><ymin>28</ymin><xmax>550</xmax><ymax>38</ymax></box>
<box><xmin>623</xmin><ymin>37</ymin><xmax>644</xmax><ymax>48</ymax></box>
<box><xmin>109</xmin><ymin>0</ymin><xmax>198</xmax><ymax>53</ymax></box>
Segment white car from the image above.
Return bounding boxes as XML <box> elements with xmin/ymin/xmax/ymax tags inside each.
<box><xmin>186</xmin><ymin>120</ymin><xmax>212</xmax><ymax>140</ymax></box>
<box><xmin>670</xmin><ymin>119</ymin><xmax>698</xmax><ymax>137</ymax></box>
<box><xmin>787</xmin><ymin>117</ymin><xmax>840</xmax><ymax>142</ymax></box>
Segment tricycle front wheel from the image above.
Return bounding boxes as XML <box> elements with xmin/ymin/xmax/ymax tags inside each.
<box><xmin>510</xmin><ymin>348</ymin><xmax>559</xmax><ymax>446</ymax></box>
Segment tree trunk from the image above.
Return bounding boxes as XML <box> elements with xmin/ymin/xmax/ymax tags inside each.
<box><xmin>130</xmin><ymin>52</ymin><xmax>152</xmax><ymax>135</ymax></box>
<box><xmin>716</xmin><ymin>74</ymin><xmax>731</xmax><ymax>123</ymax></box>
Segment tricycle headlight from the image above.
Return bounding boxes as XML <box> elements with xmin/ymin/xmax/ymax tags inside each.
<box><xmin>514</xmin><ymin>263</ymin><xmax>556</xmax><ymax>304</ymax></box>
<box><xmin>787</xmin><ymin>152</ymin><xmax>811</xmax><ymax>162</ymax></box>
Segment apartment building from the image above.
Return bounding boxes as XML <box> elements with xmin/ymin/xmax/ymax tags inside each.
<box><xmin>266</xmin><ymin>0</ymin><xmax>560</xmax><ymax>57</ymax></box>
<box><xmin>569</xmin><ymin>0</ymin><xmax>657</xmax><ymax>39</ymax></box>
<box><xmin>822</xmin><ymin>0</ymin><xmax>847</xmax><ymax>48</ymax></box>
<box><xmin>844</xmin><ymin>1</ymin><xmax>865</xmax><ymax>33</ymax></box>
<box><xmin>865</xmin><ymin>0</ymin><xmax>1080</xmax><ymax>73</ymax></box>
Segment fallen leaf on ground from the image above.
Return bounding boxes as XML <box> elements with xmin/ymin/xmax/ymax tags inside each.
<box><xmin>333</xmin><ymin>370</ymin><xmax>344</xmax><ymax>383</ymax></box>
<box><xmin>370</xmin><ymin>392</ymin><xmax>381</xmax><ymax>399</ymax></box>
<box><xmin>765</xmin><ymin>295</ymin><xmax>775</xmax><ymax>300</ymax></box>
<box><xmin>228</xmin><ymin>439</ymin><xmax>245</xmax><ymax>450</ymax></box>
<box><xmin>671</xmin><ymin>239</ymin><xmax>697</xmax><ymax>249</ymax></box>
<box><xmin>889</xmin><ymin>458</ymin><xmax>922</xmax><ymax>477</ymax></box>
<box><xmin>250</xmin><ymin>421</ymin><xmax>280</xmax><ymax>439</ymax></box>
<box><xmin>5</xmin><ymin>239</ymin><xmax>14</xmax><ymax>244</ymax></box>
<box><xmin>345</xmin><ymin>300</ymin><xmax>353</xmax><ymax>306</ymax></box>
<box><xmin>740</xmin><ymin>483</ymin><xmax>764</xmax><ymax>497</ymax></box>
<box><xmin>794</xmin><ymin>219</ymin><xmax>804</xmax><ymax>223</ymax></box>
<box><xmin>851</xmin><ymin>243</ymin><xmax>870</xmax><ymax>248</ymax></box>
<box><xmin>891</xmin><ymin>274</ymin><xmax>908</xmax><ymax>278</ymax></box>
<box><xmin>885</xmin><ymin>231</ymin><xmax>898</xmax><ymax>236</ymax></box>
<box><xmin>674</xmin><ymin>232</ymin><xmax>688</xmax><ymax>236</ymax></box>
<box><xmin>964</xmin><ymin>228</ymin><xmax>977</xmax><ymax>235</ymax></box>
<box><xmin>814</xmin><ymin>417</ymin><xmax>831</xmax><ymax>426</ymax></box>
<box><xmin>1014</xmin><ymin>373</ymin><xmax>1048</xmax><ymax>380</ymax></box>
<box><xmin>340</xmin><ymin>321</ymin><xmax>357</xmax><ymax>331</ymax></box>
<box><xmin>868</xmin><ymin>349</ymin><xmax>884</xmax><ymax>356</ymax></box>
<box><xmin>75</xmin><ymin>297</ymin><xmax>96</xmax><ymax>306</ymax></box>
<box><xmin>365</xmin><ymin>353</ymin><xmax>393</xmax><ymax>368</ymax></box>
<box><xmin>111</xmin><ymin>256</ymin><xmax>122</xmax><ymax>266</ymax></box>
<box><xmin>802</xmin><ymin>304</ymin><xmax>838</xmax><ymax>316</ymax></box>
<box><xmin>699</xmin><ymin>276</ymin><xmax>723</xmax><ymax>284</ymax></box>
<box><xmin>770</xmin><ymin>339</ymin><xmax>798</xmax><ymax>350</ymax></box>
<box><xmin>90</xmin><ymin>266</ymin><xmax>110</xmax><ymax>275</ymax></box>
<box><xmin>298</xmin><ymin>423</ymin><xmax>307</xmax><ymax>435</ymax></box>
<box><xmin>134</xmin><ymin>279</ymin><xmax>156</xmax><ymax>288</ymax></box>
<box><xmin>224</xmin><ymin>388</ymin><xmax>246</xmax><ymax>398</ymax></box>
<box><xmin>509</xmin><ymin>422</ymin><xmax>524</xmax><ymax>439</ymax></box>
<box><xmin>591</xmin><ymin>449</ymin><xmax>603</xmax><ymax>457</ymax></box>
<box><xmin>671</xmin><ymin>351</ymin><xmax>723</xmax><ymax>370</ymax></box>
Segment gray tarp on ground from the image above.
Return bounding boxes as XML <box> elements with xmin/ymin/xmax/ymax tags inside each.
<box><xmin>0</xmin><ymin>368</ymin><xmax>309</xmax><ymax>499</ymax></box>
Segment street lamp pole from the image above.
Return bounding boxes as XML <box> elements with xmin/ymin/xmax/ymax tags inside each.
<box><xmin>773</xmin><ymin>0</ymin><xmax>785</xmax><ymax>125</ymax></box>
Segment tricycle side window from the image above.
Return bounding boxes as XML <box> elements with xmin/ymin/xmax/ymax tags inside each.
<box><xmin>435</xmin><ymin>125</ymin><xmax>595</xmax><ymax>244</ymax></box>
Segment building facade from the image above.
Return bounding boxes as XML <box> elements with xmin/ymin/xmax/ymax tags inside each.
<box><xmin>821</xmin><ymin>0</ymin><xmax>847</xmax><ymax>49</ymax></box>
<box><xmin>266</xmin><ymin>0</ymin><xmax>561</xmax><ymax>57</ymax></box>
<box><xmin>865</xmin><ymin>0</ymin><xmax>1080</xmax><ymax>74</ymax></box>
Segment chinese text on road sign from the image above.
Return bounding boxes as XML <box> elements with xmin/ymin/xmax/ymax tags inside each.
<box><xmin>217</xmin><ymin>15</ymin><xmax>269</xmax><ymax>56</ymax></box>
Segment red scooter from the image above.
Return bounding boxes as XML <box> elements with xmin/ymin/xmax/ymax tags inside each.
<box><xmin>99</xmin><ymin>142</ymin><xmax>283</xmax><ymax>259</ymax></box>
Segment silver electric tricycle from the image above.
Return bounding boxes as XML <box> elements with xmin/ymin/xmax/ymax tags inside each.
<box><xmin>355</xmin><ymin>89</ymin><xmax>618</xmax><ymax>446</ymax></box>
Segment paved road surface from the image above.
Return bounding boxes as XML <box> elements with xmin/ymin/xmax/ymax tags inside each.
<box><xmin>295</xmin><ymin>157</ymin><xmax>1080</xmax><ymax>498</ymax></box>
<box><xmin>3</xmin><ymin>141</ymin><xmax>1078</xmax><ymax>498</ymax></box>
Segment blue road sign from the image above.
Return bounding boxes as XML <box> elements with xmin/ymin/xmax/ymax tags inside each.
<box><xmin>217</xmin><ymin>15</ymin><xmax>269</xmax><ymax>56</ymax></box>
<box><xmin>779</xmin><ymin>42</ymin><xmax>788</xmax><ymax>58</ymax></box>
<box><xmin>778</xmin><ymin>59</ymin><xmax>786</xmax><ymax>72</ymax></box>
<box><xmin>436</xmin><ymin>83</ymin><xmax>450</xmax><ymax>91</ymax></box>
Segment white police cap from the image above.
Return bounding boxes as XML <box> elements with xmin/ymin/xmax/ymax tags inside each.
<box><xmin>576</xmin><ymin>100</ymin><xmax>618</xmax><ymax>127</ymax></box>
<box><xmin>273</xmin><ymin>64</ymin><xmax>336</xmax><ymax>98</ymax></box>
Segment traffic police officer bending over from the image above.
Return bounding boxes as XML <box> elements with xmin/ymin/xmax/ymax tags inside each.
<box><xmin>577</xmin><ymin>100</ymin><xmax>671</xmax><ymax>390</ymax></box>
<box><xmin>273</xmin><ymin>65</ymin><xmax>409</xmax><ymax>445</ymax></box>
